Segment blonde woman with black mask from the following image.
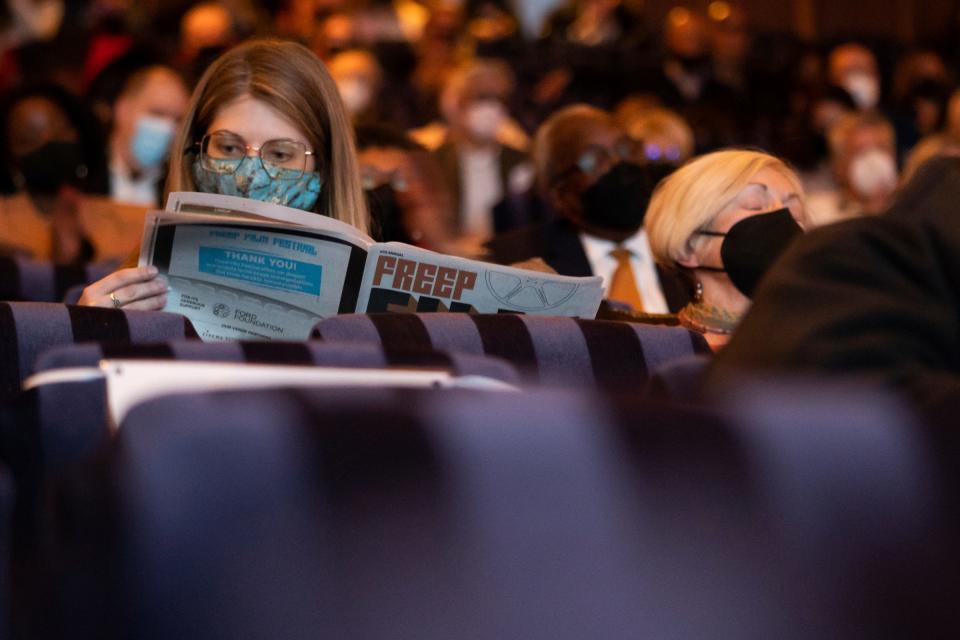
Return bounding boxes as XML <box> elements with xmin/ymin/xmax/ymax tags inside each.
<box><xmin>645</xmin><ymin>150</ymin><xmax>810</xmax><ymax>350</ymax></box>
<box><xmin>79</xmin><ymin>39</ymin><xmax>368</xmax><ymax>310</ymax></box>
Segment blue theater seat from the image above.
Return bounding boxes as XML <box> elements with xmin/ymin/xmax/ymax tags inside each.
<box><xmin>27</xmin><ymin>340</ymin><xmax>520</xmax><ymax>473</ymax></box>
<box><xmin>0</xmin><ymin>302</ymin><xmax>198</xmax><ymax>403</ymax></box>
<box><xmin>0</xmin><ymin>256</ymin><xmax>114</xmax><ymax>303</ymax></box>
<box><xmin>36</xmin><ymin>382</ymin><xmax>959</xmax><ymax>639</ymax></box>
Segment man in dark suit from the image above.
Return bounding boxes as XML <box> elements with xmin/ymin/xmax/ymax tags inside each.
<box><xmin>485</xmin><ymin>104</ymin><xmax>690</xmax><ymax>314</ymax></box>
<box><xmin>711</xmin><ymin>156</ymin><xmax>960</xmax><ymax>416</ymax></box>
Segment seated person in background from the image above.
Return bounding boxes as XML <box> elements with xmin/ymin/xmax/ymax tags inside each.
<box><xmin>108</xmin><ymin>65</ymin><xmax>190</xmax><ymax>207</ymax></box>
<box><xmin>329</xmin><ymin>49</ymin><xmax>383</xmax><ymax>124</ymax></box>
<box><xmin>827</xmin><ymin>42</ymin><xmax>883</xmax><ymax>112</ymax></box>
<box><xmin>485</xmin><ymin>104</ymin><xmax>688</xmax><ymax>315</ymax></box>
<box><xmin>900</xmin><ymin>131</ymin><xmax>960</xmax><ymax>185</ymax></box>
<box><xmin>421</xmin><ymin>58</ymin><xmax>533</xmax><ymax>254</ymax></box>
<box><xmin>615</xmin><ymin>100</ymin><xmax>693</xmax><ymax>179</ymax></box>
<box><xmin>354</xmin><ymin>122</ymin><xmax>456</xmax><ymax>250</ymax></box>
<box><xmin>0</xmin><ymin>84</ymin><xmax>144</xmax><ymax>264</ymax></box>
<box><xmin>710</xmin><ymin>156</ymin><xmax>960</xmax><ymax>418</ymax></box>
<box><xmin>78</xmin><ymin>39</ymin><xmax>368</xmax><ymax>310</ymax></box>
<box><xmin>805</xmin><ymin>111</ymin><xmax>898</xmax><ymax>225</ymax></box>
<box><xmin>644</xmin><ymin>149</ymin><xmax>809</xmax><ymax>350</ymax></box>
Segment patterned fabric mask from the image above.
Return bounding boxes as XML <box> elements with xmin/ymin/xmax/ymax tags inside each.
<box><xmin>191</xmin><ymin>157</ymin><xmax>322</xmax><ymax>211</ymax></box>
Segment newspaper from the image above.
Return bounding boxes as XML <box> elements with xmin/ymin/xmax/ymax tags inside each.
<box><xmin>140</xmin><ymin>192</ymin><xmax>603</xmax><ymax>341</ymax></box>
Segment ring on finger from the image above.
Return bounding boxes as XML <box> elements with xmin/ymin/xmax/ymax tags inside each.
<box><xmin>109</xmin><ymin>292</ymin><xmax>122</xmax><ymax>309</ymax></box>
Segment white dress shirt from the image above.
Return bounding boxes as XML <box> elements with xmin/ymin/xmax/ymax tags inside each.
<box><xmin>458</xmin><ymin>147</ymin><xmax>502</xmax><ymax>238</ymax></box>
<box><xmin>110</xmin><ymin>155</ymin><xmax>163</xmax><ymax>207</ymax></box>
<box><xmin>579</xmin><ymin>229</ymin><xmax>669</xmax><ymax>314</ymax></box>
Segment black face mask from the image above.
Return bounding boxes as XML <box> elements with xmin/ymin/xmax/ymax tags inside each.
<box><xmin>16</xmin><ymin>140</ymin><xmax>88</xmax><ymax>196</ymax></box>
<box><xmin>696</xmin><ymin>208</ymin><xmax>802</xmax><ymax>298</ymax></box>
<box><xmin>579</xmin><ymin>162</ymin><xmax>655</xmax><ymax>234</ymax></box>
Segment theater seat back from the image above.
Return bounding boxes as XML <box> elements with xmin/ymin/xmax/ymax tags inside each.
<box><xmin>40</xmin><ymin>383</ymin><xmax>957</xmax><ymax>639</ymax></box>
<box><xmin>0</xmin><ymin>257</ymin><xmax>114</xmax><ymax>303</ymax></box>
<box><xmin>313</xmin><ymin>313</ymin><xmax>709</xmax><ymax>391</ymax></box>
<box><xmin>0</xmin><ymin>302</ymin><xmax>197</xmax><ymax>403</ymax></box>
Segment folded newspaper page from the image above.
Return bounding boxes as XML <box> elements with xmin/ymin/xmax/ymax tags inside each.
<box><xmin>141</xmin><ymin>192</ymin><xmax>603</xmax><ymax>341</ymax></box>
<box><xmin>357</xmin><ymin>242</ymin><xmax>604</xmax><ymax>317</ymax></box>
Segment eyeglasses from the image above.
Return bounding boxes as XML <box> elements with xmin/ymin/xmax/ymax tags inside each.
<box><xmin>555</xmin><ymin>137</ymin><xmax>641</xmax><ymax>184</ymax></box>
<box><xmin>197</xmin><ymin>131</ymin><xmax>315</xmax><ymax>180</ymax></box>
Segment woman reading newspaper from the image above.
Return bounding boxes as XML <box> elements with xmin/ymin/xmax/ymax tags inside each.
<box><xmin>79</xmin><ymin>39</ymin><xmax>369</xmax><ymax>310</ymax></box>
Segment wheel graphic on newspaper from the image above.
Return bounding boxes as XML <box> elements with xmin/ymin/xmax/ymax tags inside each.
<box><xmin>484</xmin><ymin>270</ymin><xmax>579</xmax><ymax>311</ymax></box>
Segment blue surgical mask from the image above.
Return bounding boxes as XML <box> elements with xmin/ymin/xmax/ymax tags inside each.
<box><xmin>191</xmin><ymin>157</ymin><xmax>322</xmax><ymax>211</ymax></box>
<box><xmin>131</xmin><ymin>115</ymin><xmax>176</xmax><ymax>170</ymax></box>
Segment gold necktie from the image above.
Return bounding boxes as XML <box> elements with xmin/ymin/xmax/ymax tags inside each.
<box><xmin>608</xmin><ymin>247</ymin><xmax>644</xmax><ymax>311</ymax></box>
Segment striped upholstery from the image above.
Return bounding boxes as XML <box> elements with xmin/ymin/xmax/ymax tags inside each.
<box><xmin>41</xmin><ymin>383</ymin><xmax>957</xmax><ymax>638</ymax></box>
<box><xmin>313</xmin><ymin>313</ymin><xmax>711</xmax><ymax>391</ymax></box>
<box><xmin>0</xmin><ymin>257</ymin><xmax>115</xmax><ymax>303</ymax></box>
<box><xmin>28</xmin><ymin>340</ymin><xmax>519</xmax><ymax>473</ymax></box>
<box><xmin>0</xmin><ymin>302</ymin><xmax>198</xmax><ymax>402</ymax></box>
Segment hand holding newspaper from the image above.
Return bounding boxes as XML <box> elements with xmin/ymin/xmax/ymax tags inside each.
<box><xmin>140</xmin><ymin>193</ymin><xmax>604</xmax><ymax>341</ymax></box>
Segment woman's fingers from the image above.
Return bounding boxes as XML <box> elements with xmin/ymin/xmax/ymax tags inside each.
<box><xmin>110</xmin><ymin>277</ymin><xmax>170</xmax><ymax>309</ymax></box>
<box><xmin>77</xmin><ymin>265</ymin><xmax>167</xmax><ymax>309</ymax></box>
<box><xmin>114</xmin><ymin>292</ymin><xmax>168</xmax><ymax>311</ymax></box>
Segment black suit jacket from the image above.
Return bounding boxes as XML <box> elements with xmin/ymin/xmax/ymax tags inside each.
<box><xmin>711</xmin><ymin>156</ymin><xmax>960</xmax><ymax>416</ymax></box>
<box><xmin>484</xmin><ymin>219</ymin><xmax>691</xmax><ymax>313</ymax></box>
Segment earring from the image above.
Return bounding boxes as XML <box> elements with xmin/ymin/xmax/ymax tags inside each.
<box><xmin>694</xmin><ymin>280</ymin><xmax>703</xmax><ymax>302</ymax></box>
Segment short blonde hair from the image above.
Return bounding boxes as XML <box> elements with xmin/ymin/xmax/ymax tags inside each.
<box><xmin>644</xmin><ymin>149</ymin><xmax>805</xmax><ymax>267</ymax></box>
<box><xmin>167</xmin><ymin>39</ymin><xmax>369</xmax><ymax>234</ymax></box>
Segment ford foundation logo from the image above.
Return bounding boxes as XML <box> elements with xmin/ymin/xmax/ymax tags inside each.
<box><xmin>213</xmin><ymin>303</ymin><xmax>231</xmax><ymax>318</ymax></box>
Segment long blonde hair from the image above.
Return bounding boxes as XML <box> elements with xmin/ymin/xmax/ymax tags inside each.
<box><xmin>644</xmin><ymin>149</ymin><xmax>805</xmax><ymax>267</ymax></box>
<box><xmin>166</xmin><ymin>39</ymin><xmax>369</xmax><ymax>234</ymax></box>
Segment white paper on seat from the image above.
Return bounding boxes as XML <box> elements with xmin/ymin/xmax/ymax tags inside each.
<box><xmin>99</xmin><ymin>359</ymin><xmax>517</xmax><ymax>430</ymax></box>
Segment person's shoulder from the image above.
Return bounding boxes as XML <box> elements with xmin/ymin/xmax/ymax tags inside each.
<box><xmin>772</xmin><ymin>214</ymin><xmax>937</xmax><ymax>290</ymax></box>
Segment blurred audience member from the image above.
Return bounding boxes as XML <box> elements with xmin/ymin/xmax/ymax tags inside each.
<box><xmin>427</xmin><ymin>58</ymin><xmax>533</xmax><ymax>250</ymax></box>
<box><xmin>806</xmin><ymin>111</ymin><xmax>898</xmax><ymax>224</ymax></box>
<box><xmin>779</xmin><ymin>84</ymin><xmax>856</xmax><ymax>192</ymax></box>
<box><xmin>0</xmin><ymin>85</ymin><xmax>144</xmax><ymax>263</ymax></box>
<box><xmin>827</xmin><ymin>42</ymin><xmax>882</xmax><ymax>111</ymax></box>
<box><xmin>900</xmin><ymin>132</ymin><xmax>960</xmax><ymax>185</ymax></box>
<box><xmin>890</xmin><ymin>50</ymin><xmax>952</xmax><ymax>159</ymax></box>
<box><xmin>329</xmin><ymin>49</ymin><xmax>383</xmax><ymax>123</ymax></box>
<box><xmin>645</xmin><ymin>149</ymin><xmax>808</xmax><ymax>349</ymax></box>
<box><xmin>179</xmin><ymin>2</ymin><xmax>238</xmax><ymax>75</ymax></box>
<box><xmin>542</xmin><ymin>0</ymin><xmax>646</xmax><ymax>47</ymax></box>
<box><xmin>708</xmin><ymin>1</ymin><xmax>750</xmax><ymax>93</ymax></box>
<box><xmin>616</xmin><ymin>102</ymin><xmax>694</xmax><ymax>167</ymax></box>
<box><xmin>658</xmin><ymin>7</ymin><xmax>710</xmax><ymax>105</ymax></box>
<box><xmin>0</xmin><ymin>0</ymin><xmax>64</xmax><ymax>53</ymax></box>
<box><xmin>891</xmin><ymin>49</ymin><xmax>950</xmax><ymax>106</ymax></box>
<box><xmin>109</xmin><ymin>65</ymin><xmax>189</xmax><ymax>206</ymax></box>
<box><xmin>409</xmin><ymin>0</ymin><xmax>464</xmax><ymax>116</ymax></box>
<box><xmin>355</xmin><ymin>122</ymin><xmax>456</xmax><ymax>250</ymax></box>
<box><xmin>462</xmin><ymin>0</ymin><xmax>521</xmax><ymax>56</ymax></box>
<box><xmin>486</xmin><ymin>105</ymin><xmax>688</xmax><ymax>314</ymax></box>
